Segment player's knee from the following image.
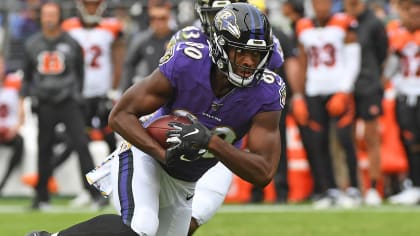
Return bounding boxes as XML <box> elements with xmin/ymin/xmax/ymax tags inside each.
<box><xmin>192</xmin><ymin>193</ymin><xmax>222</xmax><ymax>226</ymax></box>
<box><xmin>130</xmin><ymin>208</ymin><xmax>159</xmax><ymax>236</ymax></box>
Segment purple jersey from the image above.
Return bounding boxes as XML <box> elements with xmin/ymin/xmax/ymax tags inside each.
<box><xmin>168</xmin><ymin>25</ymin><xmax>284</xmax><ymax>70</ymax></box>
<box><xmin>155</xmin><ymin>41</ymin><xmax>286</xmax><ymax>182</ymax></box>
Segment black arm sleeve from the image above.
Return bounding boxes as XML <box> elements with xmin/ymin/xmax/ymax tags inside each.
<box><xmin>120</xmin><ymin>32</ymin><xmax>148</xmax><ymax>91</ymax></box>
<box><xmin>20</xmin><ymin>41</ymin><xmax>34</xmax><ymax>98</ymax></box>
<box><xmin>75</xmin><ymin>42</ymin><xmax>85</xmax><ymax>93</ymax></box>
<box><xmin>373</xmin><ymin>21</ymin><xmax>388</xmax><ymax>69</ymax></box>
<box><xmin>276</xmin><ymin>30</ymin><xmax>296</xmax><ymax>60</ymax></box>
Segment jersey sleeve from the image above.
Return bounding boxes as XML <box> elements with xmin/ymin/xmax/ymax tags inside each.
<box><xmin>159</xmin><ymin>42</ymin><xmax>206</xmax><ymax>89</ymax></box>
<box><xmin>329</xmin><ymin>13</ymin><xmax>358</xmax><ymax>32</ymax></box>
<box><xmin>296</xmin><ymin>18</ymin><xmax>313</xmax><ymax>38</ymax></box>
<box><xmin>158</xmin><ymin>42</ymin><xmax>179</xmax><ymax>88</ymax></box>
<box><xmin>257</xmin><ymin>72</ymin><xmax>286</xmax><ymax>113</ymax></box>
<box><xmin>267</xmin><ymin>35</ymin><xmax>284</xmax><ymax>70</ymax></box>
<box><xmin>275</xmin><ymin>30</ymin><xmax>295</xmax><ymax>59</ymax></box>
<box><xmin>158</xmin><ymin>42</ymin><xmax>211</xmax><ymax>110</ymax></box>
<box><xmin>100</xmin><ymin>18</ymin><xmax>124</xmax><ymax>39</ymax></box>
<box><xmin>61</xmin><ymin>18</ymin><xmax>82</xmax><ymax>32</ymax></box>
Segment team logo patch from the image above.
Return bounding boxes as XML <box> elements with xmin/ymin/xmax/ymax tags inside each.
<box><xmin>215</xmin><ymin>9</ymin><xmax>241</xmax><ymax>39</ymax></box>
<box><xmin>37</xmin><ymin>51</ymin><xmax>65</xmax><ymax>75</ymax></box>
<box><xmin>369</xmin><ymin>105</ymin><xmax>380</xmax><ymax>116</ymax></box>
<box><xmin>159</xmin><ymin>40</ymin><xmax>176</xmax><ymax>65</ymax></box>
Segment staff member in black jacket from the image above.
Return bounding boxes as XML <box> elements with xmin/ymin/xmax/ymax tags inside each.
<box><xmin>344</xmin><ymin>0</ymin><xmax>388</xmax><ymax>206</ymax></box>
<box><xmin>21</xmin><ymin>2</ymin><xmax>103</xmax><ymax>210</ymax></box>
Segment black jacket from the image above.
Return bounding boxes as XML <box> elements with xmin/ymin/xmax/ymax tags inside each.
<box><xmin>354</xmin><ymin>8</ymin><xmax>388</xmax><ymax>95</ymax></box>
<box><xmin>21</xmin><ymin>32</ymin><xmax>84</xmax><ymax>104</ymax></box>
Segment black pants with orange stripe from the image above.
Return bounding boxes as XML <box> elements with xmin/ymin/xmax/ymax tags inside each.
<box><xmin>395</xmin><ymin>95</ymin><xmax>420</xmax><ymax>187</ymax></box>
<box><xmin>82</xmin><ymin>96</ymin><xmax>117</xmax><ymax>152</ymax></box>
<box><xmin>303</xmin><ymin>95</ymin><xmax>358</xmax><ymax>195</ymax></box>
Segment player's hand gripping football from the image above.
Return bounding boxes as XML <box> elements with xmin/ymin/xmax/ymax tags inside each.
<box><xmin>165</xmin><ymin>114</ymin><xmax>212</xmax><ymax>165</ymax></box>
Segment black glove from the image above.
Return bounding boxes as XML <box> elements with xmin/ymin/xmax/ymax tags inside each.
<box><xmin>165</xmin><ymin>114</ymin><xmax>212</xmax><ymax>165</ymax></box>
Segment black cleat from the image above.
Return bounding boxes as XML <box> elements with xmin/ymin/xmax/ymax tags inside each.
<box><xmin>25</xmin><ymin>231</ymin><xmax>51</xmax><ymax>236</ymax></box>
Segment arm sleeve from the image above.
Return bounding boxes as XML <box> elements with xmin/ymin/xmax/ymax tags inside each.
<box><xmin>383</xmin><ymin>53</ymin><xmax>400</xmax><ymax>79</ymax></box>
<box><xmin>75</xmin><ymin>42</ymin><xmax>85</xmax><ymax>93</ymax></box>
<box><xmin>20</xmin><ymin>41</ymin><xmax>33</xmax><ymax>98</ymax></box>
<box><xmin>121</xmin><ymin>34</ymin><xmax>145</xmax><ymax>91</ymax></box>
<box><xmin>277</xmin><ymin>31</ymin><xmax>296</xmax><ymax>59</ymax></box>
<box><xmin>340</xmin><ymin>42</ymin><xmax>361</xmax><ymax>92</ymax></box>
<box><xmin>373</xmin><ymin>21</ymin><xmax>389</xmax><ymax>69</ymax></box>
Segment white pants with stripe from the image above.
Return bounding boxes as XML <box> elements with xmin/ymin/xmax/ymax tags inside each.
<box><xmin>191</xmin><ymin>161</ymin><xmax>233</xmax><ymax>225</ymax></box>
<box><xmin>110</xmin><ymin>145</ymin><xmax>196</xmax><ymax>236</ymax></box>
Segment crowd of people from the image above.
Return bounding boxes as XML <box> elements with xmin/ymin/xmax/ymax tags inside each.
<box><xmin>0</xmin><ymin>0</ymin><xmax>418</xmax><ymax>235</ymax></box>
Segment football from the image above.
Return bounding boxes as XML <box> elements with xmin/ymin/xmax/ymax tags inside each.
<box><xmin>146</xmin><ymin>115</ymin><xmax>192</xmax><ymax>148</ymax></box>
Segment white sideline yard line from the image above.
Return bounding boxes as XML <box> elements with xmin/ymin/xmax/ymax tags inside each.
<box><xmin>219</xmin><ymin>204</ymin><xmax>420</xmax><ymax>213</ymax></box>
<box><xmin>1</xmin><ymin>204</ymin><xmax>420</xmax><ymax>214</ymax></box>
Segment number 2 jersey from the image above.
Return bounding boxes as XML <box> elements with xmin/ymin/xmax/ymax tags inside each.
<box><xmin>154</xmin><ymin>41</ymin><xmax>286</xmax><ymax>182</ymax></box>
<box><xmin>62</xmin><ymin>17</ymin><xmax>122</xmax><ymax>98</ymax></box>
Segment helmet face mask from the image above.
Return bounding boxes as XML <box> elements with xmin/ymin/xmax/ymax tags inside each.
<box><xmin>210</xmin><ymin>3</ymin><xmax>273</xmax><ymax>87</ymax></box>
<box><xmin>77</xmin><ymin>0</ymin><xmax>107</xmax><ymax>25</ymax></box>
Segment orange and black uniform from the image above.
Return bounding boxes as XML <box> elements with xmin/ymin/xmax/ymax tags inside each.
<box><xmin>388</xmin><ymin>25</ymin><xmax>420</xmax><ymax>187</ymax></box>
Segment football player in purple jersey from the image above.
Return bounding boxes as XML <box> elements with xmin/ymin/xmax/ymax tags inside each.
<box><xmin>26</xmin><ymin>3</ymin><xmax>286</xmax><ymax>236</ymax></box>
<box><xmin>169</xmin><ymin>1</ymin><xmax>286</xmax><ymax>234</ymax></box>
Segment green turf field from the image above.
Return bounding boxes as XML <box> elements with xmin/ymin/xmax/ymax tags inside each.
<box><xmin>1</xmin><ymin>199</ymin><xmax>419</xmax><ymax>236</ymax></box>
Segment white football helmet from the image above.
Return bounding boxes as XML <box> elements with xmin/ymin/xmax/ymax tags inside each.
<box><xmin>76</xmin><ymin>0</ymin><xmax>107</xmax><ymax>25</ymax></box>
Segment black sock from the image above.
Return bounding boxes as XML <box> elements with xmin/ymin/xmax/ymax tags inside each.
<box><xmin>58</xmin><ymin>214</ymin><xmax>138</xmax><ymax>236</ymax></box>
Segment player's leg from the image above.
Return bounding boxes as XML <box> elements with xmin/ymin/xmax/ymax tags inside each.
<box><xmin>34</xmin><ymin>104</ymin><xmax>57</xmax><ymax>208</ymax></box>
<box><xmin>26</xmin><ymin>214</ymin><xmax>138</xmax><ymax>236</ymax></box>
<box><xmin>157</xmin><ymin>166</ymin><xmax>196</xmax><ymax>236</ymax></box>
<box><xmin>111</xmin><ymin>145</ymin><xmax>161</xmax><ymax>235</ymax></box>
<box><xmin>306</xmin><ymin>96</ymin><xmax>337</xmax><ymax>202</ymax></box>
<box><xmin>61</xmin><ymin>100</ymin><xmax>103</xmax><ymax>202</ymax></box>
<box><xmin>335</xmin><ymin>98</ymin><xmax>358</xmax><ymax>189</ymax></box>
<box><xmin>51</xmin><ymin>125</ymin><xmax>74</xmax><ymax>169</ymax></box>
<box><xmin>413</xmin><ymin>99</ymin><xmax>420</xmax><ymax>191</ymax></box>
<box><xmin>188</xmin><ymin>162</ymin><xmax>233</xmax><ymax>235</ymax></box>
<box><xmin>275</xmin><ymin>102</ymin><xmax>289</xmax><ymax>203</ymax></box>
<box><xmin>98</xmin><ymin>97</ymin><xmax>117</xmax><ymax>152</ymax></box>
<box><xmin>396</xmin><ymin>97</ymin><xmax>420</xmax><ymax>184</ymax></box>
<box><xmin>0</xmin><ymin>134</ymin><xmax>24</xmax><ymax>192</ymax></box>
<box><xmin>354</xmin><ymin>91</ymin><xmax>383</xmax><ymax>205</ymax></box>
<box><xmin>335</xmin><ymin>99</ymin><xmax>361</xmax><ymax>207</ymax></box>
<box><xmin>390</xmin><ymin>96</ymin><xmax>420</xmax><ymax>204</ymax></box>
<box><xmin>103</xmin><ymin>129</ymin><xmax>117</xmax><ymax>153</ymax></box>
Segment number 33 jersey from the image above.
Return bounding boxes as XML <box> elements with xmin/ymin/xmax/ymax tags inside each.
<box><xmin>157</xmin><ymin>41</ymin><xmax>286</xmax><ymax>182</ymax></box>
<box><xmin>62</xmin><ymin>17</ymin><xmax>122</xmax><ymax>98</ymax></box>
<box><xmin>297</xmin><ymin>13</ymin><xmax>357</xmax><ymax>96</ymax></box>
